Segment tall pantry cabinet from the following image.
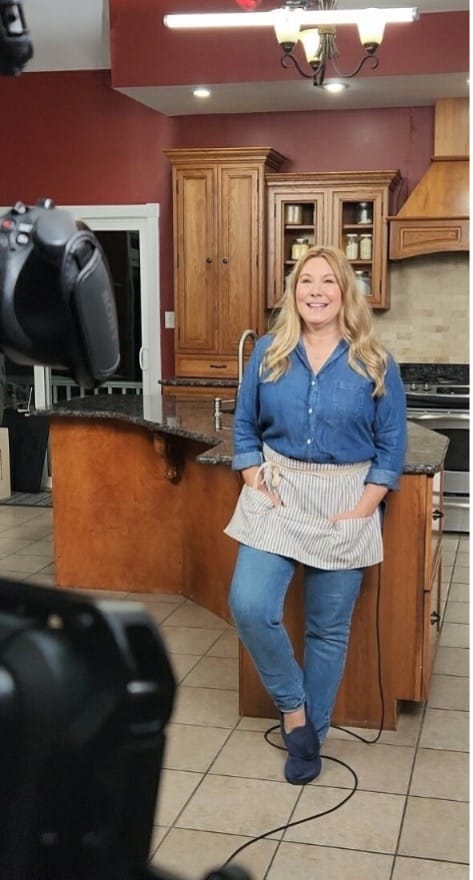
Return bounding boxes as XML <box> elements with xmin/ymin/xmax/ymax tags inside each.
<box><xmin>165</xmin><ymin>148</ymin><xmax>286</xmax><ymax>380</ymax></box>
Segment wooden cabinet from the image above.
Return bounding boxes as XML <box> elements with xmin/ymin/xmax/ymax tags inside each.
<box><xmin>383</xmin><ymin>470</ymin><xmax>445</xmax><ymax>703</ymax></box>
<box><xmin>165</xmin><ymin>148</ymin><xmax>286</xmax><ymax>379</ymax></box>
<box><xmin>266</xmin><ymin>170</ymin><xmax>403</xmax><ymax>310</ymax></box>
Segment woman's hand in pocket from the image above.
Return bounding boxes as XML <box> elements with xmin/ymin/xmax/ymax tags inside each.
<box><xmin>329</xmin><ymin>506</ymin><xmax>369</xmax><ymax>523</ymax></box>
<box><xmin>329</xmin><ymin>484</ymin><xmax>389</xmax><ymax>522</ymax></box>
<box><xmin>259</xmin><ymin>488</ymin><xmax>283</xmax><ymax>507</ymax></box>
<box><xmin>241</xmin><ymin>465</ymin><xmax>283</xmax><ymax>507</ymax></box>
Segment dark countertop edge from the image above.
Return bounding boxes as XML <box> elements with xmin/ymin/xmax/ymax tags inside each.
<box><xmin>36</xmin><ymin>404</ymin><xmax>449</xmax><ymax>476</ymax></box>
<box><xmin>403</xmin><ymin>462</ymin><xmax>445</xmax><ymax>476</ymax></box>
<box><xmin>160</xmin><ymin>378</ymin><xmax>237</xmax><ymax>388</ymax></box>
<box><xmin>39</xmin><ymin>406</ymin><xmax>226</xmax><ymax>454</ymax></box>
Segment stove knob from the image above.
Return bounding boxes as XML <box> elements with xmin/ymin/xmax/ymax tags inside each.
<box><xmin>410</xmin><ymin>383</ymin><xmax>418</xmax><ymax>391</ymax></box>
<box><xmin>423</xmin><ymin>383</ymin><xmax>431</xmax><ymax>392</ymax></box>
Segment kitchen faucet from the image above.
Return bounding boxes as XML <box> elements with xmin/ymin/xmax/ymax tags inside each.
<box><xmin>213</xmin><ymin>328</ymin><xmax>258</xmax><ymax>429</ymax></box>
<box><xmin>238</xmin><ymin>329</ymin><xmax>258</xmax><ymax>393</ymax></box>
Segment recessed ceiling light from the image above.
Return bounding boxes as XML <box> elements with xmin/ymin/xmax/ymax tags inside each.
<box><xmin>193</xmin><ymin>87</ymin><xmax>211</xmax><ymax>98</ymax></box>
<box><xmin>323</xmin><ymin>82</ymin><xmax>349</xmax><ymax>94</ymax></box>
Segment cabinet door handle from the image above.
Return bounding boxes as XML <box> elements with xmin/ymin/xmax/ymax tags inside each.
<box><xmin>430</xmin><ymin>610</ymin><xmax>441</xmax><ymax>625</ymax></box>
<box><xmin>206</xmin><ymin>257</ymin><xmax>213</xmax><ymax>263</ymax></box>
<box><xmin>209</xmin><ymin>364</ymin><xmax>227</xmax><ymax>369</ymax></box>
<box><xmin>222</xmin><ymin>257</ymin><xmax>229</xmax><ymax>264</ymax></box>
<box><xmin>432</xmin><ymin>509</ymin><xmax>444</xmax><ymax>520</ymax></box>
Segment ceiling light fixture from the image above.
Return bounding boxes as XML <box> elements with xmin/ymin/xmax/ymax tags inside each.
<box><xmin>164</xmin><ymin>2</ymin><xmax>419</xmax><ymax>88</ymax></box>
<box><xmin>193</xmin><ymin>87</ymin><xmax>211</xmax><ymax>98</ymax></box>
<box><xmin>323</xmin><ymin>81</ymin><xmax>348</xmax><ymax>94</ymax></box>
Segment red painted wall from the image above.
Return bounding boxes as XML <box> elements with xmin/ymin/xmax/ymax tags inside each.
<box><xmin>0</xmin><ymin>69</ymin><xmax>434</xmax><ymax>376</ymax></box>
<box><xmin>173</xmin><ymin>106</ymin><xmax>433</xmax><ymax>193</ymax></box>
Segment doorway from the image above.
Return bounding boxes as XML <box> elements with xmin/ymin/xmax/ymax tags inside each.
<box><xmin>0</xmin><ymin>203</ymin><xmax>161</xmax><ymax>408</ymax></box>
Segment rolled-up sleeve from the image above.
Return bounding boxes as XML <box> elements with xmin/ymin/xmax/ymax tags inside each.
<box><xmin>232</xmin><ymin>341</ymin><xmax>265</xmax><ymax>471</ymax></box>
<box><xmin>365</xmin><ymin>358</ymin><xmax>407</xmax><ymax>490</ymax></box>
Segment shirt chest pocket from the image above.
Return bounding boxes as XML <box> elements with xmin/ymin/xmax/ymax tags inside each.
<box><xmin>331</xmin><ymin>381</ymin><xmax>366</xmax><ymax>418</ymax></box>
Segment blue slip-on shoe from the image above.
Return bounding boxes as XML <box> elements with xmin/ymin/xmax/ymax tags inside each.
<box><xmin>280</xmin><ymin>712</ymin><xmax>322</xmax><ymax>785</ymax></box>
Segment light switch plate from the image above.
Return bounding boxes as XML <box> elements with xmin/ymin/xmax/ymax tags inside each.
<box><xmin>164</xmin><ymin>311</ymin><xmax>175</xmax><ymax>329</ymax></box>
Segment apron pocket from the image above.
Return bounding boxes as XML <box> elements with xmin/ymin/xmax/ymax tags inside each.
<box><xmin>240</xmin><ymin>484</ymin><xmax>276</xmax><ymax>514</ymax></box>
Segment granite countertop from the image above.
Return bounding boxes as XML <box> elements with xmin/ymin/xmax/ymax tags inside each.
<box><xmin>39</xmin><ymin>394</ymin><xmax>449</xmax><ymax>474</ymax></box>
<box><xmin>161</xmin><ymin>377</ymin><xmax>238</xmax><ymax>388</ymax></box>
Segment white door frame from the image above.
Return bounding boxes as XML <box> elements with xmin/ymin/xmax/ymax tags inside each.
<box><xmin>23</xmin><ymin>203</ymin><xmax>161</xmax><ymax>406</ymax></box>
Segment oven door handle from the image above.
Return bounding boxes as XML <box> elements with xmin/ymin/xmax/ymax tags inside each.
<box><xmin>410</xmin><ymin>413</ymin><xmax>469</xmax><ymax>422</ymax></box>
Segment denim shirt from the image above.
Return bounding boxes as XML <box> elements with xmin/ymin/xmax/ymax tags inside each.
<box><xmin>232</xmin><ymin>335</ymin><xmax>407</xmax><ymax>490</ymax></box>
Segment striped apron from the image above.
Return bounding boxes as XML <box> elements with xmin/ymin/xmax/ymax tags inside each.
<box><xmin>224</xmin><ymin>444</ymin><xmax>383</xmax><ymax>570</ymax></box>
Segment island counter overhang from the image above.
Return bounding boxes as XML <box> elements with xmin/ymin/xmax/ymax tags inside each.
<box><xmin>40</xmin><ymin>394</ymin><xmax>449</xmax><ymax>731</ymax></box>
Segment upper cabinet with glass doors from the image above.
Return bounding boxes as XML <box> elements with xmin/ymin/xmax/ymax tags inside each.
<box><xmin>266</xmin><ymin>170</ymin><xmax>403</xmax><ymax>310</ymax></box>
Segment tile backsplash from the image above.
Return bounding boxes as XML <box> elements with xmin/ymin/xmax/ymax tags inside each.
<box><xmin>373</xmin><ymin>252</ymin><xmax>469</xmax><ymax>363</ymax></box>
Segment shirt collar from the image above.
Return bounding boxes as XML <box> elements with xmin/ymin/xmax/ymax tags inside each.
<box><xmin>295</xmin><ymin>337</ymin><xmax>348</xmax><ymax>372</ymax></box>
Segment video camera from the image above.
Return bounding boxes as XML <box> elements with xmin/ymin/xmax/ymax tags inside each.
<box><xmin>0</xmin><ymin>5</ymin><xmax>252</xmax><ymax>879</ymax></box>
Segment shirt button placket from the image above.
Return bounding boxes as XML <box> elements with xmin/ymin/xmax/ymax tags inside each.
<box><xmin>308</xmin><ymin>376</ymin><xmax>318</xmax><ymax>454</ymax></box>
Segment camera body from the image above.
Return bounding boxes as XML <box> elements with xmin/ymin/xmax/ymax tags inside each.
<box><xmin>0</xmin><ymin>199</ymin><xmax>120</xmax><ymax>388</ymax></box>
<box><xmin>0</xmin><ymin>0</ymin><xmax>33</xmax><ymax>75</ymax></box>
<box><xmin>0</xmin><ymin>581</ymin><xmax>176</xmax><ymax>880</ymax></box>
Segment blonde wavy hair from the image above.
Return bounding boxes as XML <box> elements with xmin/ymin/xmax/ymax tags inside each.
<box><xmin>262</xmin><ymin>245</ymin><xmax>388</xmax><ymax>397</ymax></box>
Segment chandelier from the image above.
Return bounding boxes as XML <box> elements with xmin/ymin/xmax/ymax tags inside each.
<box><xmin>275</xmin><ymin>1</ymin><xmax>387</xmax><ymax>88</ymax></box>
<box><xmin>164</xmin><ymin>3</ymin><xmax>419</xmax><ymax>89</ymax></box>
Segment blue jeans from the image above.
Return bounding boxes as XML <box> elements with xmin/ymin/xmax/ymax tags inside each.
<box><xmin>229</xmin><ymin>544</ymin><xmax>363</xmax><ymax>743</ymax></box>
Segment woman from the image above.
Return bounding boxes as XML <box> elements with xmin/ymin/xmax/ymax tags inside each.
<box><xmin>225</xmin><ymin>245</ymin><xmax>407</xmax><ymax>785</ymax></box>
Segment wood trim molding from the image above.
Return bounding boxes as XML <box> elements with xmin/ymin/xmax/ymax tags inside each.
<box><xmin>389</xmin><ymin>218</ymin><xmax>469</xmax><ymax>259</ymax></box>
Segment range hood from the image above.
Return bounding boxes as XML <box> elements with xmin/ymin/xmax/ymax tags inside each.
<box><xmin>389</xmin><ymin>98</ymin><xmax>469</xmax><ymax>259</ymax></box>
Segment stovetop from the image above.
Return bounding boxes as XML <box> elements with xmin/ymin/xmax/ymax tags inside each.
<box><xmin>400</xmin><ymin>362</ymin><xmax>469</xmax><ymax>386</ymax></box>
<box><xmin>401</xmin><ymin>363</ymin><xmax>469</xmax><ymax>409</ymax></box>
<box><xmin>403</xmin><ymin>383</ymin><xmax>469</xmax><ymax>397</ymax></box>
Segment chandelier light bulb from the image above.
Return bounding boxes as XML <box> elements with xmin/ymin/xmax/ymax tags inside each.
<box><xmin>273</xmin><ymin>8</ymin><xmax>301</xmax><ymax>50</ymax></box>
<box><xmin>357</xmin><ymin>8</ymin><xmax>386</xmax><ymax>51</ymax></box>
<box><xmin>299</xmin><ymin>28</ymin><xmax>321</xmax><ymax>63</ymax></box>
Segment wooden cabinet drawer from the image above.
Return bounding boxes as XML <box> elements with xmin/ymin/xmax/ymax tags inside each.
<box><xmin>421</xmin><ymin>571</ymin><xmax>442</xmax><ymax>699</ymax></box>
<box><xmin>176</xmin><ymin>354</ymin><xmax>237</xmax><ymax>379</ymax></box>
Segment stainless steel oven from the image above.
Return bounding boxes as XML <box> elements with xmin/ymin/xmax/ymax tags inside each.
<box><xmin>404</xmin><ymin>375</ymin><xmax>469</xmax><ymax>533</ymax></box>
<box><xmin>407</xmin><ymin>408</ymin><xmax>469</xmax><ymax>532</ymax></box>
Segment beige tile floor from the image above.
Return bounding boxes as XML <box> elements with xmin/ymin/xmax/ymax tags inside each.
<box><xmin>1</xmin><ymin>505</ymin><xmax>469</xmax><ymax>880</ymax></box>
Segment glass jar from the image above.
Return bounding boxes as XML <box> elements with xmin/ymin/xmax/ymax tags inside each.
<box><xmin>355</xmin><ymin>270</ymin><xmax>371</xmax><ymax>296</ymax></box>
<box><xmin>285</xmin><ymin>204</ymin><xmax>303</xmax><ymax>225</ymax></box>
<box><xmin>291</xmin><ymin>238</ymin><xmax>310</xmax><ymax>260</ymax></box>
<box><xmin>359</xmin><ymin>234</ymin><xmax>372</xmax><ymax>260</ymax></box>
<box><xmin>356</xmin><ymin>202</ymin><xmax>372</xmax><ymax>225</ymax></box>
<box><xmin>345</xmin><ymin>234</ymin><xmax>359</xmax><ymax>260</ymax></box>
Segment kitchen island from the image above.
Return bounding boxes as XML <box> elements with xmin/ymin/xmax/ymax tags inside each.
<box><xmin>43</xmin><ymin>394</ymin><xmax>448</xmax><ymax>730</ymax></box>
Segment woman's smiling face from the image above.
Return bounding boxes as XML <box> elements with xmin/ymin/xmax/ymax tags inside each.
<box><xmin>295</xmin><ymin>256</ymin><xmax>343</xmax><ymax>331</ymax></box>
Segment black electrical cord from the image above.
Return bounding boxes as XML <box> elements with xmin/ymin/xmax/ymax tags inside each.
<box><xmin>221</xmin><ymin>573</ymin><xmax>385</xmax><ymax>869</ymax></box>
<box><xmin>221</xmin><ymin>756</ymin><xmax>358</xmax><ymax>869</ymax></box>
